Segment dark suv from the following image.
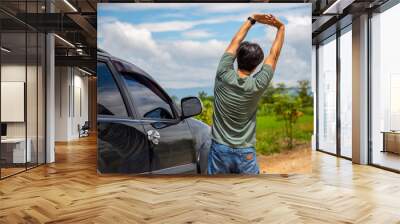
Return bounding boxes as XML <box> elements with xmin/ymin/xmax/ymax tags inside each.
<box><xmin>97</xmin><ymin>50</ymin><xmax>211</xmax><ymax>174</ymax></box>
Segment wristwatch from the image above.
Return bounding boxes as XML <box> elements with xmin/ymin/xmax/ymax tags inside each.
<box><xmin>248</xmin><ymin>17</ymin><xmax>256</xmax><ymax>25</ymax></box>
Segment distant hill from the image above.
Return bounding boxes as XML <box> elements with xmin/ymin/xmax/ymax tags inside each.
<box><xmin>165</xmin><ymin>86</ymin><xmax>312</xmax><ymax>100</ymax></box>
<box><xmin>165</xmin><ymin>87</ymin><xmax>214</xmax><ymax>99</ymax></box>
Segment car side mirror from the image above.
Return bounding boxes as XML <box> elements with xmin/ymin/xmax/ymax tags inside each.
<box><xmin>181</xmin><ymin>97</ymin><xmax>203</xmax><ymax>119</ymax></box>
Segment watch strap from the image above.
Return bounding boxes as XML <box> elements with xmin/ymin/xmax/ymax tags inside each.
<box><xmin>248</xmin><ymin>17</ymin><xmax>256</xmax><ymax>25</ymax></box>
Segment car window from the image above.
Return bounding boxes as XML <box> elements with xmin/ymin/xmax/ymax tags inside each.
<box><xmin>121</xmin><ymin>73</ymin><xmax>174</xmax><ymax>120</ymax></box>
<box><xmin>97</xmin><ymin>62</ymin><xmax>128</xmax><ymax>116</ymax></box>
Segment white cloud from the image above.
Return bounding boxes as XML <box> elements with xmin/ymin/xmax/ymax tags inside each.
<box><xmin>132</xmin><ymin>15</ymin><xmax>245</xmax><ymax>33</ymax></box>
<box><xmin>286</xmin><ymin>15</ymin><xmax>310</xmax><ymax>26</ymax></box>
<box><xmin>136</xmin><ymin>21</ymin><xmax>196</xmax><ymax>32</ymax></box>
<box><xmin>256</xmin><ymin>14</ymin><xmax>311</xmax><ymax>86</ymax></box>
<box><xmin>101</xmin><ymin>21</ymin><xmax>170</xmax><ymax>61</ymax></box>
<box><xmin>99</xmin><ymin>20</ymin><xmax>227</xmax><ymax>89</ymax></box>
<box><xmin>98</xmin><ymin>4</ymin><xmax>312</xmax><ymax>89</ymax></box>
<box><xmin>182</xmin><ymin>30</ymin><xmax>213</xmax><ymax>39</ymax></box>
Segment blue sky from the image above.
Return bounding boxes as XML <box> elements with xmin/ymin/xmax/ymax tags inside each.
<box><xmin>98</xmin><ymin>3</ymin><xmax>311</xmax><ymax>97</ymax></box>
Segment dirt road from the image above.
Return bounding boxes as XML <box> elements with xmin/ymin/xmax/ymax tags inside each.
<box><xmin>257</xmin><ymin>145</ymin><xmax>312</xmax><ymax>174</ymax></box>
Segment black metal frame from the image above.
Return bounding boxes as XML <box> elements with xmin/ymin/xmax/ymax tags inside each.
<box><xmin>336</xmin><ymin>25</ymin><xmax>341</xmax><ymax>158</ymax></box>
<box><xmin>25</xmin><ymin>6</ymin><xmax>28</xmax><ymax>171</ymax></box>
<box><xmin>0</xmin><ymin>0</ymin><xmax>47</xmax><ymax>180</ymax></box>
<box><xmin>0</xmin><ymin>17</ymin><xmax>2</xmax><ymax>179</ymax></box>
<box><xmin>315</xmin><ymin>44</ymin><xmax>319</xmax><ymax>151</ymax></box>
<box><xmin>367</xmin><ymin>11</ymin><xmax>373</xmax><ymax>166</ymax></box>
<box><xmin>315</xmin><ymin>22</ymin><xmax>353</xmax><ymax>162</ymax></box>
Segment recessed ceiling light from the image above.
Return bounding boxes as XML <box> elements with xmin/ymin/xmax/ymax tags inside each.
<box><xmin>1</xmin><ymin>47</ymin><xmax>11</xmax><ymax>53</ymax></box>
<box><xmin>76</xmin><ymin>48</ymin><xmax>84</xmax><ymax>55</ymax></box>
<box><xmin>78</xmin><ymin>67</ymin><xmax>92</xmax><ymax>76</ymax></box>
<box><xmin>63</xmin><ymin>0</ymin><xmax>78</xmax><ymax>12</ymax></box>
<box><xmin>322</xmin><ymin>0</ymin><xmax>354</xmax><ymax>15</ymax></box>
<box><xmin>54</xmin><ymin>34</ymin><xmax>75</xmax><ymax>48</ymax></box>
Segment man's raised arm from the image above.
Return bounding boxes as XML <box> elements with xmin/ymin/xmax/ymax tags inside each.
<box><xmin>254</xmin><ymin>14</ymin><xmax>285</xmax><ymax>71</ymax></box>
<box><xmin>225</xmin><ymin>16</ymin><xmax>256</xmax><ymax>55</ymax></box>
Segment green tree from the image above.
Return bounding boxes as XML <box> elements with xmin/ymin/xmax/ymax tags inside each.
<box><xmin>272</xmin><ymin>93</ymin><xmax>304</xmax><ymax>149</ymax></box>
<box><xmin>198</xmin><ymin>91</ymin><xmax>208</xmax><ymax>101</ymax></box>
<box><xmin>260</xmin><ymin>83</ymin><xmax>276</xmax><ymax>104</ymax></box>
<box><xmin>296</xmin><ymin>80</ymin><xmax>313</xmax><ymax>108</ymax></box>
<box><xmin>275</xmin><ymin>83</ymin><xmax>288</xmax><ymax>95</ymax></box>
<box><xmin>196</xmin><ymin>91</ymin><xmax>213</xmax><ymax>125</ymax></box>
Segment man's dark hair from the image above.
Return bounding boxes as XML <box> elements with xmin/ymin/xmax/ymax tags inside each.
<box><xmin>237</xmin><ymin>41</ymin><xmax>264</xmax><ymax>72</ymax></box>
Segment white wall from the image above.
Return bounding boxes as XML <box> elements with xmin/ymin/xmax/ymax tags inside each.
<box><xmin>1</xmin><ymin>65</ymin><xmax>26</xmax><ymax>130</ymax></box>
<box><xmin>72</xmin><ymin>73</ymin><xmax>89</xmax><ymax>138</ymax></box>
<box><xmin>54</xmin><ymin>67</ymin><xmax>89</xmax><ymax>141</ymax></box>
<box><xmin>1</xmin><ymin>82</ymin><xmax>25</xmax><ymax>122</ymax></box>
<box><xmin>1</xmin><ymin>63</ymin><xmax>45</xmax><ymax>164</ymax></box>
<box><xmin>55</xmin><ymin>66</ymin><xmax>70</xmax><ymax>141</ymax></box>
<box><xmin>352</xmin><ymin>14</ymin><xmax>369</xmax><ymax>164</ymax></box>
<box><xmin>1</xmin><ymin>65</ymin><xmax>31</xmax><ymax>138</ymax></box>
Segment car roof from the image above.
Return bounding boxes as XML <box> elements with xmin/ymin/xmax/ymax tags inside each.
<box><xmin>97</xmin><ymin>48</ymin><xmax>155</xmax><ymax>82</ymax></box>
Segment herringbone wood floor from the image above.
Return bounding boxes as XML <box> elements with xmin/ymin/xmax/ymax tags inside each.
<box><xmin>1</xmin><ymin>136</ymin><xmax>400</xmax><ymax>224</ymax></box>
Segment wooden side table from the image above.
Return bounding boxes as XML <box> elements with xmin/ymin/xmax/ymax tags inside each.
<box><xmin>381</xmin><ymin>131</ymin><xmax>400</xmax><ymax>154</ymax></box>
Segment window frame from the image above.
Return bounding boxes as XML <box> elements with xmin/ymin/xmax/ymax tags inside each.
<box><xmin>119</xmin><ymin>71</ymin><xmax>180</xmax><ymax>122</ymax></box>
<box><xmin>316</xmin><ymin>33</ymin><xmax>338</xmax><ymax>156</ymax></box>
<box><xmin>97</xmin><ymin>57</ymin><xmax>134</xmax><ymax>119</ymax></box>
<box><xmin>313</xmin><ymin>0</ymin><xmax>400</xmax><ymax>173</ymax></box>
<box><xmin>368</xmin><ymin>3</ymin><xmax>400</xmax><ymax>173</ymax></box>
<box><xmin>338</xmin><ymin>25</ymin><xmax>353</xmax><ymax>159</ymax></box>
<box><xmin>315</xmin><ymin>23</ymin><xmax>353</xmax><ymax>161</ymax></box>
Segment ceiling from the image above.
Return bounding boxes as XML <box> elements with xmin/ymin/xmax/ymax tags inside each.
<box><xmin>0</xmin><ymin>0</ymin><xmax>393</xmax><ymax>71</ymax></box>
<box><xmin>311</xmin><ymin>0</ymin><xmax>390</xmax><ymax>44</ymax></box>
<box><xmin>0</xmin><ymin>0</ymin><xmax>97</xmax><ymax>72</ymax></box>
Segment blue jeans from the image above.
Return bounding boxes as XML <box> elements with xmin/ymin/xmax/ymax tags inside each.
<box><xmin>207</xmin><ymin>140</ymin><xmax>259</xmax><ymax>175</ymax></box>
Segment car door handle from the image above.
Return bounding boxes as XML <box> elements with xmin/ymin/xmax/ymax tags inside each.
<box><xmin>147</xmin><ymin>130</ymin><xmax>160</xmax><ymax>145</ymax></box>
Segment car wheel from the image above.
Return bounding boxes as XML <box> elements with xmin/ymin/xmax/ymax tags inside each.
<box><xmin>196</xmin><ymin>153</ymin><xmax>201</xmax><ymax>174</ymax></box>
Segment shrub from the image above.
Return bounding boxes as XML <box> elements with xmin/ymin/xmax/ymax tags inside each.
<box><xmin>272</xmin><ymin>94</ymin><xmax>304</xmax><ymax>149</ymax></box>
<box><xmin>196</xmin><ymin>99</ymin><xmax>213</xmax><ymax>125</ymax></box>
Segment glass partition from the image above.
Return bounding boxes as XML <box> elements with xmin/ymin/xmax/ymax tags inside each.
<box><xmin>339</xmin><ymin>27</ymin><xmax>352</xmax><ymax>158</ymax></box>
<box><xmin>371</xmin><ymin>4</ymin><xmax>400</xmax><ymax>171</ymax></box>
<box><xmin>1</xmin><ymin>30</ymin><xmax>27</xmax><ymax>177</ymax></box>
<box><xmin>317</xmin><ymin>35</ymin><xmax>337</xmax><ymax>154</ymax></box>
<box><xmin>27</xmin><ymin>31</ymin><xmax>38</xmax><ymax>169</ymax></box>
<box><xmin>0</xmin><ymin>2</ymin><xmax>46</xmax><ymax>179</ymax></box>
<box><xmin>38</xmin><ymin>32</ymin><xmax>46</xmax><ymax>165</ymax></box>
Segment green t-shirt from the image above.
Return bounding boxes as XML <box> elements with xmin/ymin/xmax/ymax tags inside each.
<box><xmin>211</xmin><ymin>52</ymin><xmax>274</xmax><ymax>148</ymax></box>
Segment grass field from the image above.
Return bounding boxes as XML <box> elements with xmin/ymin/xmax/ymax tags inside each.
<box><xmin>194</xmin><ymin>97</ymin><xmax>314</xmax><ymax>156</ymax></box>
<box><xmin>256</xmin><ymin>114</ymin><xmax>313</xmax><ymax>155</ymax></box>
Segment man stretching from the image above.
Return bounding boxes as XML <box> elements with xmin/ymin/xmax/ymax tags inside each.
<box><xmin>208</xmin><ymin>14</ymin><xmax>285</xmax><ymax>174</ymax></box>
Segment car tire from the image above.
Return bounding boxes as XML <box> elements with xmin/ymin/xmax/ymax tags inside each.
<box><xmin>196</xmin><ymin>153</ymin><xmax>201</xmax><ymax>174</ymax></box>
